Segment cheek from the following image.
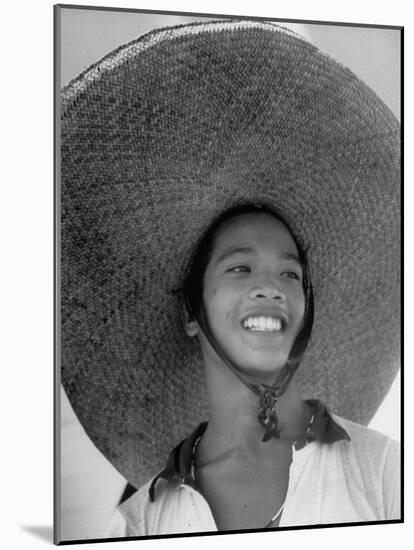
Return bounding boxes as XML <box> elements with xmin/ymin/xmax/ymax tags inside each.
<box><xmin>202</xmin><ymin>284</ymin><xmax>220</xmax><ymax>322</ymax></box>
<box><xmin>287</xmin><ymin>285</ymin><xmax>306</xmax><ymax>321</ymax></box>
<box><xmin>297</xmin><ymin>291</ymin><xmax>306</xmax><ymax>325</ymax></box>
<box><xmin>204</xmin><ymin>284</ymin><xmax>235</xmax><ymax>321</ymax></box>
<box><xmin>209</xmin><ymin>285</ymin><xmax>219</xmax><ymax>300</ymax></box>
<box><xmin>202</xmin><ymin>282</ymin><xmax>217</xmax><ymax>308</ymax></box>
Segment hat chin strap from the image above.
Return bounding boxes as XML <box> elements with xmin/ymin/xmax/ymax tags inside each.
<box><xmin>197</xmin><ymin>306</ymin><xmax>298</xmax><ymax>442</ymax></box>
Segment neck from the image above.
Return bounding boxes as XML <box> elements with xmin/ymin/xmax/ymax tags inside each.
<box><xmin>201</xmin><ymin>353</ymin><xmax>311</xmax><ymax>459</ymax></box>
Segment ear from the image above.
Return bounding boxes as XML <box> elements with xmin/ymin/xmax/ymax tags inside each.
<box><xmin>181</xmin><ymin>302</ymin><xmax>200</xmax><ymax>337</ymax></box>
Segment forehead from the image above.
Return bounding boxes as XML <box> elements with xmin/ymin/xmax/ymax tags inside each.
<box><xmin>211</xmin><ymin>213</ymin><xmax>299</xmax><ymax>256</ymax></box>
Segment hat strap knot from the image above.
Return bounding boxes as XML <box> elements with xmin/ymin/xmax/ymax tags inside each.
<box><xmin>257</xmin><ymin>384</ymin><xmax>281</xmax><ymax>441</ymax></box>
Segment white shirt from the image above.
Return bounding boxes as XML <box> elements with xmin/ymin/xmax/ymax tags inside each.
<box><xmin>108</xmin><ymin>415</ymin><xmax>400</xmax><ymax>536</ymax></box>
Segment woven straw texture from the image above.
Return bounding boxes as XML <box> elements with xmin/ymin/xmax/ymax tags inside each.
<box><xmin>61</xmin><ymin>20</ymin><xmax>400</xmax><ymax>489</ymax></box>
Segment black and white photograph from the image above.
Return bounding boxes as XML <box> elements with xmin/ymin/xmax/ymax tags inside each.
<box><xmin>55</xmin><ymin>3</ymin><xmax>402</xmax><ymax>546</ymax></box>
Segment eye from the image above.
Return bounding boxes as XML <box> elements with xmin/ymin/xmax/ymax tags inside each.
<box><xmin>281</xmin><ymin>270</ymin><xmax>301</xmax><ymax>281</ymax></box>
<box><xmin>227</xmin><ymin>265</ymin><xmax>251</xmax><ymax>274</ymax></box>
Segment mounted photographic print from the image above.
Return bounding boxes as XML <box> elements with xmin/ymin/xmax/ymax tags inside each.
<box><xmin>54</xmin><ymin>4</ymin><xmax>403</xmax><ymax>545</ymax></box>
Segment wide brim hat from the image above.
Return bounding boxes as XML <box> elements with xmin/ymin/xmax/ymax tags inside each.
<box><xmin>60</xmin><ymin>20</ymin><xmax>400</xmax><ymax>489</ymax></box>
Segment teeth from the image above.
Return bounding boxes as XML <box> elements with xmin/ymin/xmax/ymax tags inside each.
<box><xmin>243</xmin><ymin>316</ymin><xmax>283</xmax><ymax>332</ymax></box>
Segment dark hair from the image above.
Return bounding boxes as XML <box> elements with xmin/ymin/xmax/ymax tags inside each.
<box><xmin>181</xmin><ymin>204</ymin><xmax>314</xmax><ymax>369</ymax></box>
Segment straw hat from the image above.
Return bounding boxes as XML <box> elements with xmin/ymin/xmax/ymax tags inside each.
<box><xmin>61</xmin><ymin>20</ymin><xmax>400</xmax><ymax>489</ymax></box>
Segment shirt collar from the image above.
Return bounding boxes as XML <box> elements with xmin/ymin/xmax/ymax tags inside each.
<box><xmin>301</xmin><ymin>399</ymin><xmax>350</xmax><ymax>446</ymax></box>
<box><xmin>148</xmin><ymin>399</ymin><xmax>350</xmax><ymax>502</ymax></box>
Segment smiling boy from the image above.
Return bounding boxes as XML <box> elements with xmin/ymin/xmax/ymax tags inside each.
<box><xmin>194</xmin><ymin>213</ymin><xmax>306</xmax><ymax>380</ymax></box>
<box><xmin>182</xmin><ymin>212</ymin><xmax>312</xmax><ymax>530</ymax></box>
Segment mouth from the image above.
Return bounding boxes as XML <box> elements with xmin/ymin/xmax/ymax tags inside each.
<box><xmin>241</xmin><ymin>315</ymin><xmax>287</xmax><ymax>333</ymax></box>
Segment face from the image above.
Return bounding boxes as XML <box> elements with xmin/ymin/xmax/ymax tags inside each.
<box><xmin>198</xmin><ymin>213</ymin><xmax>306</xmax><ymax>380</ymax></box>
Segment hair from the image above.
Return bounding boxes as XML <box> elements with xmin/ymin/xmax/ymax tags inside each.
<box><xmin>180</xmin><ymin>204</ymin><xmax>314</xmax><ymax>370</ymax></box>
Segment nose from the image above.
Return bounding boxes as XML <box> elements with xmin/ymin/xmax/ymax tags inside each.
<box><xmin>248</xmin><ymin>278</ymin><xmax>286</xmax><ymax>302</ymax></box>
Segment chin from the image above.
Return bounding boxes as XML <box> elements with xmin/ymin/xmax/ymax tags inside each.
<box><xmin>235</xmin><ymin>354</ymin><xmax>287</xmax><ymax>380</ymax></box>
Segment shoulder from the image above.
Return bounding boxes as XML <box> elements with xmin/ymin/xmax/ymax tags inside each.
<box><xmin>328</xmin><ymin>415</ymin><xmax>400</xmax><ymax>520</ymax></box>
<box><xmin>116</xmin><ymin>478</ymin><xmax>156</xmax><ymax>536</ymax></box>
<box><xmin>116</xmin><ymin>476</ymin><xmax>190</xmax><ymax>536</ymax></box>
<box><xmin>331</xmin><ymin>415</ymin><xmax>400</xmax><ymax>488</ymax></box>
<box><xmin>333</xmin><ymin>414</ymin><xmax>399</xmax><ymax>457</ymax></box>
<box><xmin>106</xmin><ymin>484</ymin><xmax>154</xmax><ymax>539</ymax></box>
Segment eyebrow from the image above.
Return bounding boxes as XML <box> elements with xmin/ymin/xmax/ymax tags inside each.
<box><xmin>215</xmin><ymin>246</ymin><xmax>255</xmax><ymax>266</ymax></box>
<box><xmin>214</xmin><ymin>246</ymin><xmax>302</xmax><ymax>266</ymax></box>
